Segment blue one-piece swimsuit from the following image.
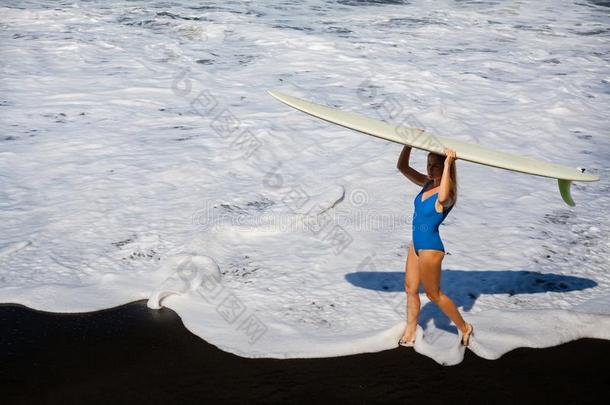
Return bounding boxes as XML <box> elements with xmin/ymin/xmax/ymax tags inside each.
<box><xmin>412</xmin><ymin>180</ymin><xmax>453</xmax><ymax>256</ymax></box>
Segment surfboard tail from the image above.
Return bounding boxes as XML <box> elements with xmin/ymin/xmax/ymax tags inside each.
<box><xmin>558</xmin><ymin>179</ymin><xmax>575</xmax><ymax>207</ymax></box>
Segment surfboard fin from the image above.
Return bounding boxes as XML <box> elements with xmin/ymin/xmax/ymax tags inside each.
<box><xmin>558</xmin><ymin>179</ymin><xmax>575</xmax><ymax>207</ymax></box>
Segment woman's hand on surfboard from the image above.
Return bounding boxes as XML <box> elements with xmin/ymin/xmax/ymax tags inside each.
<box><xmin>444</xmin><ymin>148</ymin><xmax>457</xmax><ymax>162</ymax></box>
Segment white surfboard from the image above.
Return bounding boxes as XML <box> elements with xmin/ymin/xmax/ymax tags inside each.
<box><xmin>268</xmin><ymin>90</ymin><xmax>599</xmax><ymax>206</ymax></box>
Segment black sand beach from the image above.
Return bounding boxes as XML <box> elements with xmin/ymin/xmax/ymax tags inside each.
<box><xmin>1</xmin><ymin>300</ymin><xmax>609</xmax><ymax>404</ymax></box>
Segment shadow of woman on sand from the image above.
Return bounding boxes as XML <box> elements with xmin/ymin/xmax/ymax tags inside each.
<box><xmin>345</xmin><ymin>269</ymin><xmax>597</xmax><ymax>334</ymax></box>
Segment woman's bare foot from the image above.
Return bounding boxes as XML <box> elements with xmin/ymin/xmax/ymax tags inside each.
<box><xmin>460</xmin><ymin>323</ymin><xmax>473</xmax><ymax>347</ymax></box>
<box><xmin>398</xmin><ymin>328</ymin><xmax>416</xmax><ymax>347</ymax></box>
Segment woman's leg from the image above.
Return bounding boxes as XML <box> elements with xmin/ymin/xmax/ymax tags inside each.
<box><xmin>400</xmin><ymin>242</ymin><xmax>421</xmax><ymax>342</ymax></box>
<box><xmin>418</xmin><ymin>249</ymin><xmax>469</xmax><ymax>334</ymax></box>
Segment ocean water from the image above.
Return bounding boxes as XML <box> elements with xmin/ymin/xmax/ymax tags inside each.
<box><xmin>1</xmin><ymin>0</ymin><xmax>609</xmax><ymax>366</ymax></box>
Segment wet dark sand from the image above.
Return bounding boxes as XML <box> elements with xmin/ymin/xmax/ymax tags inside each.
<box><xmin>1</xmin><ymin>300</ymin><xmax>609</xmax><ymax>404</ymax></box>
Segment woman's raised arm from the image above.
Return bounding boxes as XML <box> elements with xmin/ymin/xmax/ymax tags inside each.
<box><xmin>397</xmin><ymin>145</ymin><xmax>428</xmax><ymax>187</ymax></box>
<box><xmin>438</xmin><ymin>148</ymin><xmax>456</xmax><ymax>206</ymax></box>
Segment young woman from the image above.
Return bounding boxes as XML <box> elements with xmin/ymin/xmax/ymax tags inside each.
<box><xmin>396</xmin><ymin>144</ymin><xmax>474</xmax><ymax>347</ymax></box>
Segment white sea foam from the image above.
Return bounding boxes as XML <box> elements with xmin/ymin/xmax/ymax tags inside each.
<box><xmin>1</xmin><ymin>0</ymin><xmax>609</xmax><ymax>365</ymax></box>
